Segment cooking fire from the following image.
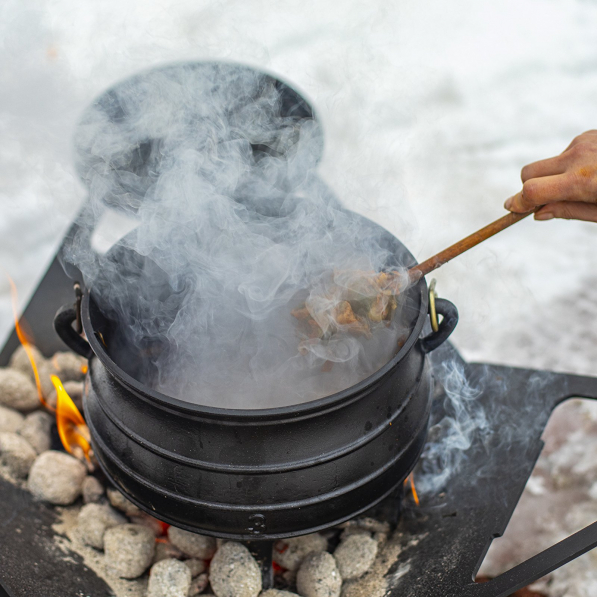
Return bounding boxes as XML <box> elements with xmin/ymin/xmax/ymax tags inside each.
<box><xmin>1</xmin><ymin>62</ymin><xmax>597</xmax><ymax>597</ymax></box>
<box><xmin>0</xmin><ymin>338</ymin><xmax>417</xmax><ymax>596</ymax></box>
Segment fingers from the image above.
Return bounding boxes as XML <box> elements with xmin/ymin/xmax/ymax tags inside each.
<box><xmin>535</xmin><ymin>201</ymin><xmax>597</xmax><ymax>223</ymax></box>
<box><xmin>521</xmin><ymin>138</ymin><xmax>597</xmax><ymax>181</ymax></box>
<box><xmin>508</xmin><ymin>131</ymin><xmax>597</xmax><ymax>223</ymax></box>
<box><xmin>521</xmin><ymin>154</ymin><xmax>567</xmax><ymax>182</ymax></box>
<box><xmin>563</xmin><ymin>130</ymin><xmax>597</xmax><ymax>152</ymax></box>
<box><xmin>505</xmin><ymin>172</ymin><xmax>584</xmax><ymax>212</ymax></box>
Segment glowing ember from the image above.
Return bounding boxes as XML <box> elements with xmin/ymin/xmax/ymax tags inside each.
<box><xmin>153</xmin><ymin>521</ymin><xmax>171</xmax><ymax>542</ymax></box>
<box><xmin>7</xmin><ymin>275</ymin><xmax>52</xmax><ymax>410</ymax></box>
<box><xmin>50</xmin><ymin>374</ymin><xmax>92</xmax><ymax>463</ymax></box>
<box><xmin>157</xmin><ymin>520</ymin><xmax>170</xmax><ymax>535</ymax></box>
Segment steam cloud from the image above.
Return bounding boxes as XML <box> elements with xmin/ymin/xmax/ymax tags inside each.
<box><xmin>64</xmin><ymin>63</ymin><xmax>412</xmax><ymax>409</ymax></box>
<box><xmin>416</xmin><ymin>358</ymin><xmax>490</xmax><ymax>494</ymax></box>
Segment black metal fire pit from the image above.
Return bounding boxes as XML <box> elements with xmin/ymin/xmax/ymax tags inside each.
<box><xmin>1</xmin><ymin>61</ymin><xmax>597</xmax><ymax>597</ymax></box>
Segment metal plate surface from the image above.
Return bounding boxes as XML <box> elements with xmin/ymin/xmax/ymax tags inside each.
<box><xmin>0</xmin><ymin>477</ymin><xmax>112</xmax><ymax>597</ymax></box>
<box><xmin>385</xmin><ymin>343</ymin><xmax>597</xmax><ymax>597</ymax></box>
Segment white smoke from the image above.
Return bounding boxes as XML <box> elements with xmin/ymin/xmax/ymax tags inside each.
<box><xmin>416</xmin><ymin>357</ymin><xmax>490</xmax><ymax>494</ymax></box>
<box><xmin>64</xmin><ymin>62</ymin><xmax>414</xmax><ymax>409</ymax></box>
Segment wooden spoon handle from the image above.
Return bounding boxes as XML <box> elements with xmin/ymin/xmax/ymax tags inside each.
<box><xmin>409</xmin><ymin>210</ymin><xmax>534</xmax><ymax>281</ymax></box>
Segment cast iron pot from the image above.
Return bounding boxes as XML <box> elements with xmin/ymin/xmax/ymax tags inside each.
<box><xmin>54</xmin><ymin>216</ymin><xmax>457</xmax><ymax>540</ymax></box>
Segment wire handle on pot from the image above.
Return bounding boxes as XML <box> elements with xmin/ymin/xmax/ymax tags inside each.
<box><xmin>419</xmin><ymin>281</ymin><xmax>458</xmax><ymax>353</ymax></box>
<box><xmin>428</xmin><ymin>278</ymin><xmax>439</xmax><ymax>333</ymax></box>
<box><xmin>74</xmin><ymin>282</ymin><xmax>83</xmax><ymax>335</ymax></box>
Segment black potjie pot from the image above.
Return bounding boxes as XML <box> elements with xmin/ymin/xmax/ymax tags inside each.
<box><xmin>55</xmin><ymin>228</ymin><xmax>457</xmax><ymax>541</ymax></box>
<box><xmin>55</xmin><ymin>61</ymin><xmax>457</xmax><ymax>540</ymax></box>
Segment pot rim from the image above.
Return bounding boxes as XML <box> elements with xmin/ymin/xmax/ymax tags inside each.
<box><xmin>81</xmin><ymin>277</ymin><xmax>429</xmax><ymax>420</ymax></box>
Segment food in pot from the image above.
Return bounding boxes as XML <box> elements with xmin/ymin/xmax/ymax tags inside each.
<box><xmin>292</xmin><ymin>270</ymin><xmax>406</xmax><ymax>365</ymax></box>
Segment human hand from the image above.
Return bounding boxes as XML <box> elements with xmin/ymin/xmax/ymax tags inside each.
<box><xmin>504</xmin><ymin>130</ymin><xmax>597</xmax><ymax>222</ymax></box>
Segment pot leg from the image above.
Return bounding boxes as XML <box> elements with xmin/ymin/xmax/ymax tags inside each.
<box><xmin>362</xmin><ymin>483</ymin><xmax>405</xmax><ymax>527</ymax></box>
<box><xmin>243</xmin><ymin>540</ymin><xmax>273</xmax><ymax>590</ymax></box>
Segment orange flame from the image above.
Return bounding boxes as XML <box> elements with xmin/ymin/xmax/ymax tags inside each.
<box><xmin>7</xmin><ymin>275</ymin><xmax>91</xmax><ymax>463</ymax></box>
<box><xmin>7</xmin><ymin>276</ymin><xmax>52</xmax><ymax>411</ymax></box>
<box><xmin>50</xmin><ymin>375</ymin><xmax>92</xmax><ymax>463</ymax></box>
<box><xmin>409</xmin><ymin>473</ymin><xmax>420</xmax><ymax>506</ymax></box>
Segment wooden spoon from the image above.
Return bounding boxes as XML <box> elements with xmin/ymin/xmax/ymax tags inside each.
<box><xmin>408</xmin><ymin>210</ymin><xmax>534</xmax><ymax>282</ymax></box>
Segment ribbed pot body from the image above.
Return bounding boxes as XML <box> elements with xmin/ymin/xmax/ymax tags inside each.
<box><xmin>81</xmin><ymin>278</ymin><xmax>433</xmax><ymax>540</ymax></box>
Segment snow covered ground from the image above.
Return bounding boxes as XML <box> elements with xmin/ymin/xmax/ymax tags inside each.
<box><xmin>1</xmin><ymin>0</ymin><xmax>597</xmax><ymax>594</ymax></box>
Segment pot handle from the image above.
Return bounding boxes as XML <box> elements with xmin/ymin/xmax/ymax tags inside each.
<box><xmin>54</xmin><ymin>304</ymin><xmax>93</xmax><ymax>359</ymax></box>
<box><xmin>419</xmin><ymin>298</ymin><xmax>459</xmax><ymax>353</ymax></box>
